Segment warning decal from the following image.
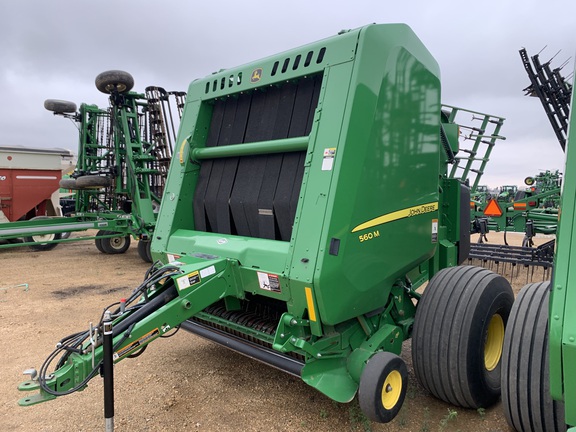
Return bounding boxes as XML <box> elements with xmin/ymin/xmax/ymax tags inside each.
<box><xmin>431</xmin><ymin>219</ymin><xmax>438</xmax><ymax>243</ymax></box>
<box><xmin>483</xmin><ymin>199</ymin><xmax>503</xmax><ymax>217</ymax></box>
<box><xmin>322</xmin><ymin>148</ymin><xmax>336</xmax><ymax>171</ymax></box>
<box><xmin>113</xmin><ymin>328</ymin><xmax>160</xmax><ymax>361</ymax></box>
<box><xmin>176</xmin><ymin>271</ymin><xmax>201</xmax><ymax>291</ymax></box>
<box><xmin>257</xmin><ymin>272</ymin><xmax>281</xmax><ymax>293</ymax></box>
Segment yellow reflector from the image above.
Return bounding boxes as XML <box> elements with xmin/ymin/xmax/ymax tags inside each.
<box><xmin>513</xmin><ymin>202</ymin><xmax>527</xmax><ymax>210</ymax></box>
<box><xmin>305</xmin><ymin>287</ymin><xmax>316</xmax><ymax>322</ymax></box>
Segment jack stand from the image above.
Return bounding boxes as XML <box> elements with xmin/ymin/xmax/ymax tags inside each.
<box><xmin>103</xmin><ymin>311</ymin><xmax>114</xmax><ymax>432</ymax></box>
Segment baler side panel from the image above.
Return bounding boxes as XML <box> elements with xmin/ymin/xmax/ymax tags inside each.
<box><xmin>312</xmin><ymin>25</ymin><xmax>442</xmax><ymax>325</ymax></box>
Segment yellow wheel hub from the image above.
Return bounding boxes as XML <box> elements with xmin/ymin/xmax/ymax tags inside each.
<box><xmin>484</xmin><ymin>314</ymin><xmax>504</xmax><ymax>371</ymax></box>
<box><xmin>381</xmin><ymin>370</ymin><xmax>402</xmax><ymax>409</ymax></box>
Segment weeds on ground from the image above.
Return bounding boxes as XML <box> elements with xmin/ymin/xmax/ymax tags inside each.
<box><xmin>348</xmin><ymin>402</ymin><xmax>372</xmax><ymax>432</ymax></box>
<box><xmin>439</xmin><ymin>408</ymin><xmax>458</xmax><ymax>430</ymax></box>
<box><xmin>418</xmin><ymin>406</ymin><xmax>431</xmax><ymax>432</ymax></box>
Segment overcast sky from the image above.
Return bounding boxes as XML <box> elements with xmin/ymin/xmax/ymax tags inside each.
<box><xmin>0</xmin><ymin>0</ymin><xmax>573</xmax><ymax>188</ymax></box>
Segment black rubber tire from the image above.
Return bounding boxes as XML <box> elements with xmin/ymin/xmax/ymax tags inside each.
<box><xmin>137</xmin><ymin>240</ymin><xmax>153</xmax><ymax>263</ymax></box>
<box><xmin>95</xmin><ymin>70</ymin><xmax>134</xmax><ymax>94</ymax></box>
<box><xmin>358</xmin><ymin>351</ymin><xmax>408</xmax><ymax>423</ymax></box>
<box><xmin>412</xmin><ymin>265</ymin><xmax>514</xmax><ymax>408</ymax></box>
<box><xmin>44</xmin><ymin>99</ymin><xmax>77</xmax><ymax>113</ymax></box>
<box><xmin>514</xmin><ymin>190</ymin><xmax>526</xmax><ymax>201</ymax></box>
<box><xmin>524</xmin><ymin>176</ymin><xmax>535</xmax><ymax>186</ymax></box>
<box><xmin>94</xmin><ymin>229</ymin><xmax>107</xmax><ymax>253</ymax></box>
<box><xmin>75</xmin><ymin>175</ymin><xmax>113</xmax><ymax>189</ymax></box>
<box><xmin>24</xmin><ymin>216</ymin><xmax>61</xmax><ymax>251</ymax></box>
<box><xmin>501</xmin><ymin>282</ymin><xmax>566</xmax><ymax>432</ymax></box>
<box><xmin>100</xmin><ymin>233</ymin><xmax>131</xmax><ymax>254</ymax></box>
<box><xmin>59</xmin><ymin>178</ymin><xmax>80</xmax><ymax>190</ymax></box>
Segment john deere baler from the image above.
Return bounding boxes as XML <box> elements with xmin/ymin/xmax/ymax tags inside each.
<box><xmin>20</xmin><ymin>24</ymin><xmax>514</xmax><ymax>425</ymax></box>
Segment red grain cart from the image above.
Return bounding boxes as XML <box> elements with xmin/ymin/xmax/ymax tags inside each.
<box><xmin>0</xmin><ymin>145</ymin><xmax>73</xmax><ymax>223</ymax></box>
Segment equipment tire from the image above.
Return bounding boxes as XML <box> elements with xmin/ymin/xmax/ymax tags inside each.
<box><xmin>514</xmin><ymin>190</ymin><xmax>526</xmax><ymax>201</ymax></box>
<box><xmin>59</xmin><ymin>178</ymin><xmax>80</xmax><ymax>190</ymax></box>
<box><xmin>358</xmin><ymin>351</ymin><xmax>407</xmax><ymax>423</ymax></box>
<box><xmin>44</xmin><ymin>99</ymin><xmax>77</xmax><ymax>113</ymax></box>
<box><xmin>412</xmin><ymin>265</ymin><xmax>514</xmax><ymax>408</ymax></box>
<box><xmin>24</xmin><ymin>216</ymin><xmax>61</xmax><ymax>251</ymax></box>
<box><xmin>75</xmin><ymin>175</ymin><xmax>113</xmax><ymax>189</ymax></box>
<box><xmin>94</xmin><ymin>229</ymin><xmax>107</xmax><ymax>253</ymax></box>
<box><xmin>100</xmin><ymin>233</ymin><xmax>131</xmax><ymax>254</ymax></box>
<box><xmin>137</xmin><ymin>240</ymin><xmax>153</xmax><ymax>263</ymax></box>
<box><xmin>501</xmin><ymin>282</ymin><xmax>566</xmax><ymax>431</ymax></box>
<box><xmin>95</xmin><ymin>70</ymin><xmax>134</xmax><ymax>94</ymax></box>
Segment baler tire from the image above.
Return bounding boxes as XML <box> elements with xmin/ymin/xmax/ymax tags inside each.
<box><xmin>24</xmin><ymin>216</ymin><xmax>61</xmax><ymax>251</ymax></box>
<box><xmin>501</xmin><ymin>282</ymin><xmax>566</xmax><ymax>432</ymax></box>
<box><xmin>358</xmin><ymin>351</ymin><xmax>407</xmax><ymax>423</ymax></box>
<box><xmin>137</xmin><ymin>240</ymin><xmax>153</xmax><ymax>263</ymax></box>
<box><xmin>100</xmin><ymin>233</ymin><xmax>131</xmax><ymax>255</ymax></box>
<box><xmin>95</xmin><ymin>70</ymin><xmax>134</xmax><ymax>94</ymax></box>
<box><xmin>75</xmin><ymin>175</ymin><xmax>113</xmax><ymax>189</ymax></box>
<box><xmin>411</xmin><ymin>265</ymin><xmax>514</xmax><ymax>409</ymax></box>
<box><xmin>59</xmin><ymin>178</ymin><xmax>80</xmax><ymax>190</ymax></box>
<box><xmin>44</xmin><ymin>99</ymin><xmax>77</xmax><ymax>113</ymax></box>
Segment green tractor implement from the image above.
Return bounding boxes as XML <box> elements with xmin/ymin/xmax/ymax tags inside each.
<box><xmin>468</xmin><ymin>48</ymin><xmax>571</xmax><ymax>274</ymax></box>
<box><xmin>501</xmin><ymin>71</ymin><xmax>576</xmax><ymax>432</ymax></box>
<box><xmin>18</xmin><ymin>24</ymin><xmax>514</xmax><ymax>426</ymax></box>
<box><xmin>0</xmin><ymin>73</ymin><xmax>185</xmax><ymax>261</ymax></box>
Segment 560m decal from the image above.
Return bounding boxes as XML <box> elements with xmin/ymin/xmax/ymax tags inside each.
<box><xmin>352</xmin><ymin>202</ymin><xmax>438</xmax><ymax>233</ymax></box>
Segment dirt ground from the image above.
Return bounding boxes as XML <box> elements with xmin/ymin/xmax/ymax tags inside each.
<box><xmin>0</xmin><ymin>230</ymin><xmax>551</xmax><ymax>432</ymax></box>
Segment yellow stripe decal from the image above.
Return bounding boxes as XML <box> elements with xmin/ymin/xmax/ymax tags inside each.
<box><xmin>305</xmin><ymin>287</ymin><xmax>317</xmax><ymax>322</ymax></box>
<box><xmin>179</xmin><ymin>138</ymin><xmax>188</xmax><ymax>164</ymax></box>
<box><xmin>351</xmin><ymin>202</ymin><xmax>438</xmax><ymax>233</ymax></box>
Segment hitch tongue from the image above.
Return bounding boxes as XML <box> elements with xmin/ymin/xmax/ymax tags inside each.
<box><xmin>23</xmin><ymin>368</ymin><xmax>38</xmax><ymax>381</ymax></box>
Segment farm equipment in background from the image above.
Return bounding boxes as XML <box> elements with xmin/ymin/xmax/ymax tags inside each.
<box><xmin>501</xmin><ymin>70</ymin><xmax>576</xmax><ymax>432</ymax></box>
<box><xmin>497</xmin><ymin>185</ymin><xmax>518</xmax><ymax>203</ymax></box>
<box><xmin>468</xmin><ymin>47</ymin><xmax>571</xmax><ymax>274</ymax></box>
<box><xmin>0</xmin><ymin>74</ymin><xmax>185</xmax><ymax>261</ymax></box>
<box><xmin>18</xmin><ymin>24</ymin><xmax>514</xmax><ymax>426</ymax></box>
<box><xmin>520</xmin><ymin>47</ymin><xmax>572</xmax><ymax>151</ymax></box>
<box><xmin>472</xmin><ymin>184</ymin><xmax>492</xmax><ymax>205</ymax></box>
<box><xmin>0</xmin><ymin>145</ymin><xmax>74</xmax><ymax>228</ymax></box>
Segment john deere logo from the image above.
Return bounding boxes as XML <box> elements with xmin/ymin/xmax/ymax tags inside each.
<box><xmin>251</xmin><ymin>68</ymin><xmax>263</xmax><ymax>83</ymax></box>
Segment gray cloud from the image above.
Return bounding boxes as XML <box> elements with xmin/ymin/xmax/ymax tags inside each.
<box><xmin>0</xmin><ymin>0</ymin><xmax>573</xmax><ymax>188</ymax></box>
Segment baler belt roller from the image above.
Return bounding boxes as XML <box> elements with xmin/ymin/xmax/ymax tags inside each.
<box><xmin>193</xmin><ymin>74</ymin><xmax>322</xmax><ymax>241</ymax></box>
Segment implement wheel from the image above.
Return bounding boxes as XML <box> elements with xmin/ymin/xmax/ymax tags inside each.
<box><xmin>24</xmin><ymin>216</ymin><xmax>61</xmax><ymax>251</ymax></box>
<box><xmin>501</xmin><ymin>282</ymin><xmax>566</xmax><ymax>431</ymax></box>
<box><xmin>75</xmin><ymin>175</ymin><xmax>113</xmax><ymax>189</ymax></box>
<box><xmin>412</xmin><ymin>265</ymin><xmax>514</xmax><ymax>408</ymax></box>
<box><xmin>358</xmin><ymin>352</ymin><xmax>407</xmax><ymax>423</ymax></box>
<box><xmin>100</xmin><ymin>232</ymin><xmax>131</xmax><ymax>254</ymax></box>
<box><xmin>95</xmin><ymin>70</ymin><xmax>134</xmax><ymax>94</ymax></box>
<box><xmin>137</xmin><ymin>240</ymin><xmax>153</xmax><ymax>263</ymax></box>
<box><xmin>59</xmin><ymin>178</ymin><xmax>80</xmax><ymax>190</ymax></box>
<box><xmin>94</xmin><ymin>229</ymin><xmax>107</xmax><ymax>253</ymax></box>
<box><xmin>44</xmin><ymin>99</ymin><xmax>77</xmax><ymax>113</ymax></box>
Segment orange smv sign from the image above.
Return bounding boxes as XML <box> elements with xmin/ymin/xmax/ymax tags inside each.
<box><xmin>484</xmin><ymin>199</ymin><xmax>503</xmax><ymax>217</ymax></box>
